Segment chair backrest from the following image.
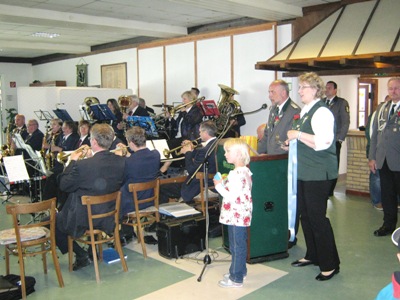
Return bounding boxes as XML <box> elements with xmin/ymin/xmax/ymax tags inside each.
<box><xmin>196</xmin><ymin>172</ymin><xmax>216</xmax><ymax>190</ymax></box>
<box><xmin>128</xmin><ymin>179</ymin><xmax>160</xmax><ymax>212</ymax></box>
<box><xmin>6</xmin><ymin>198</ymin><xmax>57</xmax><ymax>247</ymax></box>
<box><xmin>81</xmin><ymin>191</ymin><xmax>121</xmax><ymax>235</ymax></box>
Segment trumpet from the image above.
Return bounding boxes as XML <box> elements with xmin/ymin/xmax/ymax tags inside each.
<box><xmin>163</xmin><ymin>137</ymin><xmax>202</xmax><ymax>158</ymax></box>
<box><xmin>57</xmin><ymin>145</ymin><xmax>91</xmax><ymax>165</ymax></box>
<box><xmin>110</xmin><ymin>145</ymin><xmax>129</xmax><ymax>156</ymax></box>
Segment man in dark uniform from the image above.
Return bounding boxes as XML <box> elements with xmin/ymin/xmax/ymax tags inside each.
<box><xmin>324</xmin><ymin>81</ymin><xmax>350</xmax><ymax>196</ymax></box>
<box><xmin>55</xmin><ymin>124</ymin><xmax>125</xmax><ymax>270</ymax></box>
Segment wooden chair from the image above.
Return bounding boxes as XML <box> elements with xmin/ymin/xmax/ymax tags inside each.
<box><xmin>124</xmin><ymin>179</ymin><xmax>160</xmax><ymax>258</ymax></box>
<box><xmin>67</xmin><ymin>191</ymin><xmax>128</xmax><ymax>283</ymax></box>
<box><xmin>4</xmin><ymin>198</ymin><xmax>64</xmax><ymax>300</ymax></box>
<box><xmin>193</xmin><ymin>172</ymin><xmax>220</xmax><ymax>216</ymax></box>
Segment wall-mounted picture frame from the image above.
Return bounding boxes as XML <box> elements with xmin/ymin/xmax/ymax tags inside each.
<box><xmin>76</xmin><ymin>63</ymin><xmax>88</xmax><ymax>87</ymax></box>
<box><xmin>101</xmin><ymin>62</ymin><xmax>127</xmax><ymax>89</ymax></box>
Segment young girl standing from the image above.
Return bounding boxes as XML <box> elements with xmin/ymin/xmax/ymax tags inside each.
<box><xmin>214</xmin><ymin>138</ymin><xmax>253</xmax><ymax>288</ymax></box>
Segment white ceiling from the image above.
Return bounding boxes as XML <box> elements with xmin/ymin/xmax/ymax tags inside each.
<box><xmin>0</xmin><ymin>0</ymin><xmax>339</xmax><ymax>59</ymax></box>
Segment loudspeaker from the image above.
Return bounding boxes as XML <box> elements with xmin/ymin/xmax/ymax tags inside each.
<box><xmin>157</xmin><ymin>216</ymin><xmax>206</xmax><ymax>259</ymax></box>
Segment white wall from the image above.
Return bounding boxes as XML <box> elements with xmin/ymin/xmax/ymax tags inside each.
<box><xmin>0</xmin><ymin>63</ymin><xmax>33</xmax><ymax>144</ymax></box>
<box><xmin>32</xmin><ymin>48</ymin><xmax>138</xmax><ymax>91</ymax></box>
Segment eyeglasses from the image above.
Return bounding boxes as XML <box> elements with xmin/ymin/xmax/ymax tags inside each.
<box><xmin>298</xmin><ymin>85</ymin><xmax>312</xmax><ymax>90</ymax></box>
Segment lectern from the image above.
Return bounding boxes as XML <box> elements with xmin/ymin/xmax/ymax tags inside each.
<box><xmin>217</xmin><ymin>144</ymin><xmax>289</xmax><ymax>263</ymax></box>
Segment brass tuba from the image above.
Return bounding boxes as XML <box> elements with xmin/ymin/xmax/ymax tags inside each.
<box><xmin>118</xmin><ymin>95</ymin><xmax>132</xmax><ymax>113</ymax></box>
<box><xmin>118</xmin><ymin>95</ymin><xmax>133</xmax><ymax>131</ymax></box>
<box><xmin>215</xmin><ymin>84</ymin><xmax>241</xmax><ymax>134</ymax></box>
<box><xmin>83</xmin><ymin>97</ymin><xmax>100</xmax><ymax>121</ymax></box>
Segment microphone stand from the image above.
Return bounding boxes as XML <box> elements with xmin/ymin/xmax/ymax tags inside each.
<box><xmin>186</xmin><ymin>118</ymin><xmax>234</xmax><ymax>282</ymax></box>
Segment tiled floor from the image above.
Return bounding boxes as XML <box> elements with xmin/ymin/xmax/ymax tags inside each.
<box><xmin>0</xmin><ymin>181</ymin><xmax>397</xmax><ymax>300</ymax></box>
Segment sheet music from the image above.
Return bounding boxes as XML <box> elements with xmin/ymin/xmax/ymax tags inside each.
<box><xmin>146</xmin><ymin>139</ymin><xmax>169</xmax><ymax>160</ymax></box>
<box><xmin>3</xmin><ymin>155</ymin><xmax>30</xmax><ymax>182</ymax></box>
<box><xmin>12</xmin><ymin>133</ymin><xmax>26</xmax><ymax>149</ymax></box>
<box><xmin>159</xmin><ymin>202</ymin><xmax>201</xmax><ymax>218</ymax></box>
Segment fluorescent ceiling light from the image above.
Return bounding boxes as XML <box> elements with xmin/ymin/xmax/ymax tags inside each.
<box><xmin>31</xmin><ymin>32</ymin><xmax>60</xmax><ymax>39</ymax></box>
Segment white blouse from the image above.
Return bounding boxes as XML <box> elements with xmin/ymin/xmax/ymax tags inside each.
<box><xmin>216</xmin><ymin>166</ymin><xmax>253</xmax><ymax>227</ymax></box>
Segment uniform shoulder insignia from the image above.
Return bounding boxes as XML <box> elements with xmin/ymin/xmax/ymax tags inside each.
<box><xmin>290</xmin><ymin>102</ymin><xmax>300</xmax><ymax>109</ymax></box>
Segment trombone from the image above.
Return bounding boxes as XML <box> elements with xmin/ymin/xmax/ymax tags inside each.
<box><xmin>163</xmin><ymin>137</ymin><xmax>202</xmax><ymax>158</ymax></box>
<box><xmin>154</xmin><ymin>96</ymin><xmax>205</xmax><ymax>120</ymax></box>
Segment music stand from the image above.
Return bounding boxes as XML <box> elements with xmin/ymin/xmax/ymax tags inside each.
<box><xmin>0</xmin><ymin>162</ymin><xmax>12</xmax><ymax>203</ymax></box>
<box><xmin>53</xmin><ymin>109</ymin><xmax>73</xmax><ymax>121</ymax></box>
<box><xmin>90</xmin><ymin>104</ymin><xmax>117</xmax><ymax>122</ymax></box>
<box><xmin>2</xmin><ymin>155</ymin><xmax>31</xmax><ymax>204</ymax></box>
<box><xmin>127</xmin><ymin>116</ymin><xmax>159</xmax><ymax>138</ymax></box>
<box><xmin>34</xmin><ymin>110</ymin><xmax>53</xmax><ymax>122</ymax></box>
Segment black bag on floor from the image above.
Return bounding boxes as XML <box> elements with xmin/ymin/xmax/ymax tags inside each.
<box><xmin>0</xmin><ymin>274</ymin><xmax>36</xmax><ymax>300</ymax></box>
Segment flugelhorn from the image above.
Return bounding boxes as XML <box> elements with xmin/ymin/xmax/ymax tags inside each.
<box><xmin>57</xmin><ymin>145</ymin><xmax>91</xmax><ymax>165</ymax></box>
<box><xmin>163</xmin><ymin>137</ymin><xmax>202</xmax><ymax>158</ymax></box>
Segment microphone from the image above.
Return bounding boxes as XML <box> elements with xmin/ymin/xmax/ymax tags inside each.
<box><xmin>231</xmin><ymin>104</ymin><xmax>268</xmax><ymax>117</ymax></box>
<box><xmin>261</xmin><ymin>103</ymin><xmax>268</xmax><ymax>109</ymax></box>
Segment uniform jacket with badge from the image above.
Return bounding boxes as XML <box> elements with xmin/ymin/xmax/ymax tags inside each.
<box><xmin>258</xmin><ymin>98</ymin><xmax>301</xmax><ymax>155</ymax></box>
<box><xmin>324</xmin><ymin>96</ymin><xmax>350</xmax><ymax>141</ymax></box>
<box><xmin>369</xmin><ymin>100</ymin><xmax>400</xmax><ymax>171</ymax></box>
<box><xmin>56</xmin><ymin>150</ymin><xmax>125</xmax><ymax>238</ymax></box>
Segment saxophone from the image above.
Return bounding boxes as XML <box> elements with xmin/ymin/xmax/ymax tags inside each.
<box><xmin>41</xmin><ymin>129</ymin><xmax>52</xmax><ymax>169</ymax></box>
<box><xmin>46</xmin><ymin>131</ymin><xmax>60</xmax><ymax>170</ymax></box>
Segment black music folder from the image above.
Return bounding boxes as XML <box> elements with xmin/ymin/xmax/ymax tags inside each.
<box><xmin>90</xmin><ymin>104</ymin><xmax>117</xmax><ymax>121</ymax></box>
<box><xmin>53</xmin><ymin>109</ymin><xmax>73</xmax><ymax>121</ymax></box>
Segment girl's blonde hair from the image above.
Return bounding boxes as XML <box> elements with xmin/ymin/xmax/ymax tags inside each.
<box><xmin>224</xmin><ymin>138</ymin><xmax>250</xmax><ymax>165</ymax></box>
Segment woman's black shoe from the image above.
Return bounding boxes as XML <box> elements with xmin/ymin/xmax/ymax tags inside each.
<box><xmin>291</xmin><ymin>259</ymin><xmax>314</xmax><ymax>267</ymax></box>
<box><xmin>315</xmin><ymin>267</ymin><xmax>340</xmax><ymax>281</ymax></box>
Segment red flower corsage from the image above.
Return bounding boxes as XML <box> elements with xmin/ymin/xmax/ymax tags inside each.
<box><xmin>397</xmin><ymin>111</ymin><xmax>400</xmax><ymax>117</ymax></box>
<box><xmin>293</xmin><ymin>114</ymin><xmax>300</xmax><ymax>120</ymax></box>
<box><xmin>275</xmin><ymin>116</ymin><xmax>280</xmax><ymax>121</ymax></box>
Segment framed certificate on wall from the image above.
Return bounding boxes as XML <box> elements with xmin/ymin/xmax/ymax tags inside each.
<box><xmin>101</xmin><ymin>62</ymin><xmax>127</xmax><ymax>89</ymax></box>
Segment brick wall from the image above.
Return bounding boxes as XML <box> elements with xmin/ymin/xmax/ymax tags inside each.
<box><xmin>346</xmin><ymin>130</ymin><xmax>369</xmax><ymax>196</ymax></box>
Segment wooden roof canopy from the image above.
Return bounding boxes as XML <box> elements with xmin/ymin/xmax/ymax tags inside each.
<box><xmin>255</xmin><ymin>0</ymin><xmax>400</xmax><ymax>77</ymax></box>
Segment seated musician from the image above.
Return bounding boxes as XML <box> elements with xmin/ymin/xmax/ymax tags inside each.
<box><xmin>107</xmin><ymin>98</ymin><xmax>125</xmax><ymax>142</ymax></box>
<box><xmin>12</xmin><ymin>114</ymin><xmax>28</xmax><ymax>140</ymax></box>
<box><xmin>14</xmin><ymin>119</ymin><xmax>44</xmax><ymax>155</ymax></box>
<box><xmin>42</xmin><ymin>120</ymin><xmax>80</xmax><ymax>205</ymax></box>
<box><xmin>55</xmin><ymin>124</ymin><xmax>125</xmax><ymax>270</ymax></box>
<box><xmin>120</xmin><ymin>95</ymin><xmax>149</xmax><ymax>120</ymax></box>
<box><xmin>159</xmin><ymin>120</ymin><xmax>218</xmax><ymax>204</ymax></box>
<box><xmin>74</xmin><ymin>120</ymin><xmax>91</xmax><ymax>148</ymax></box>
<box><xmin>42</xmin><ymin>118</ymin><xmax>63</xmax><ymax>159</ymax></box>
<box><xmin>119</xmin><ymin>126</ymin><xmax>160</xmax><ymax>216</ymax></box>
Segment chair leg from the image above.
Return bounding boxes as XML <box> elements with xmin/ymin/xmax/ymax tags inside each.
<box><xmin>41</xmin><ymin>244</ymin><xmax>48</xmax><ymax>274</ymax></box>
<box><xmin>50</xmin><ymin>243</ymin><xmax>64</xmax><ymax>287</ymax></box>
<box><xmin>5</xmin><ymin>247</ymin><xmax>10</xmax><ymax>275</ymax></box>
<box><xmin>68</xmin><ymin>236</ymin><xmax>74</xmax><ymax>272</ymax></box>
<box><xmin>18</xmin><ymin>251</ymin><xmax>26</xmax><ymax>300</ymax></box>
<box><xmin>137</xmin><ymin>226</ymin><xmax>147</xmax><ymax>258</ymax></box>
<box><xmin>91</xmin><ymin>240</ymin><xmax>101</xmax><ymax>283</ymax></box>
<box><xmin>113</xmin><ymin>230</ymin><xmax>128</xmax><ymax>272</ymax></box>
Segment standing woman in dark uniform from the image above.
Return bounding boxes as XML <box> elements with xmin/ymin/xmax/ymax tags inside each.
<box><xmin>107</xmin><ymin>98</ymin><xmax>125</xmax><ymax>142</ymax></box>
<box><xmin>286</xmin><ymin>72</ymin><xmax>340</xmax><ymax>281</ymax></box>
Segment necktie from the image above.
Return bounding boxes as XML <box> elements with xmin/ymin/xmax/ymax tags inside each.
<box><xmin>78</xmin><ymin>139</ymin><xmax>83</xmax><ymax>147</ymax></box>
<box><xmin>326</xmin><ymin>99</ymin><xmax>330</xmax><ymax>106</ymax></box>
<box><xmin>275</xmin><ymin>106</ymin><xmax>279</xmax><ymax>116</ymax></box>
<box><xmin>388</xmin><ymin>104</ymin><xmax>396</xmax><ymax>119</ymax></box>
